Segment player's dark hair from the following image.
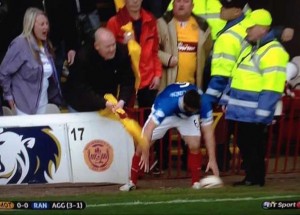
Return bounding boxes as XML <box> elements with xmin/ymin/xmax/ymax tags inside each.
<box><xmin>183</xmin><ymin>89</ymin><xmax>201</xmax><ymax>110</ymax></box>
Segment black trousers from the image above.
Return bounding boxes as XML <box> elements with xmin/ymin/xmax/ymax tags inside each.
<box><xmin>235</xmin><ymin>121</ymin><xmax>267</xmax><ymax>184</ymax></box>
<box><xmin>137</xmin><ymin>87</ymin><xmax>158</xmax><ymax>108</ymax></box>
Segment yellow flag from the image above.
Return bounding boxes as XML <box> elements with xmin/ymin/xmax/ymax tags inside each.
<box><xmin>114</xmin><ymin>0</ymin><xmax>125</xmax><ymax>12</ymax></box>
<box><xmin>99</xmin><ymin>94</ymin><xmax>147</xmax><ymax>148</ymax></box>
<box><xmin>121</xmin><ymin>22</ymin><xmax>141</xmax><ymax>92</ymax></box>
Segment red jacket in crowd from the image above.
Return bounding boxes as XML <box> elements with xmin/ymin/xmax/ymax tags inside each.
<box><xmin>107</xmin><ymin>7</ymin><xmax>162</xmax><ymax>89</ymax></box>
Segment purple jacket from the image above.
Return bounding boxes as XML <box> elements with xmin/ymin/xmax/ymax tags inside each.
<box><xmin>0</xmin><ymin>35</ymin><xmax>62</xmax><ymax>114</ymax></box>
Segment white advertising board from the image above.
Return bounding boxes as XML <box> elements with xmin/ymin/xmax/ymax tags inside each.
<box><xmin>0</xmin><ymin>124</ymin><xmax>71</xmax><ymax>184</ymax></box>
<box><xmin>0</xmin><ymin>112</ymin><xmax>134</xmax><ymax>185</ymax></box>
<box><xmin>67</xmin><ymin>119</ymin><xmax>134</xmax><ymax>184</ymax></box>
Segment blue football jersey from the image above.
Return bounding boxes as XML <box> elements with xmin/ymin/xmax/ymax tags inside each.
<box><xmin>151</xmin><ymin>83</ymin><xmax>208</xmax><ymax>125</ymax></box>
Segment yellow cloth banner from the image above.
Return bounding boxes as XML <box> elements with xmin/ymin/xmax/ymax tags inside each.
<box><xmin>121</xmin><ymin>22</ymin><xmax>141</xmax><ymax>91</ymax></box>
<box><xmin>114</xmin><ymin>0</ymin><xmax>125</xmax><ymax>12</ymax></box>
<box><xmin>99</xmin><ymin>94</ymin><xmax>146</xmax><ymax>149</ymax></box>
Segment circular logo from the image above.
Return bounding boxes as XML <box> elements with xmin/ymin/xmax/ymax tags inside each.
<box><xmin>262</xmin><ymin>201</ymin><xmax>270</xmax><ymax>209</ymax></box>
<box><xmin>84</xmin><ymin>140</ymin><xmax>114</xmax><ymax>172</ymax></box>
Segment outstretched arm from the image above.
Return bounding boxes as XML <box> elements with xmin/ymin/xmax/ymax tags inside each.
<box><xmin>201</xmin><ymin>123</ymin><xmax>219</xmax><ymax>176</ymax></box>
<box><xmin>138</xmin><ymin>118</ymin><xmax>157</xmax><ymax>172</ymax></box>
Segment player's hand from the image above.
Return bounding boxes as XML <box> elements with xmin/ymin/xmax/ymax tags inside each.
<box><xmin>205</xmin><ymin>159</ymin><xmax>220</xmax><ymax>176</ymax></box>
<box><xmin>139</xmin><ymin>147</ymin><xmax>150</xmax><ymax>172</ymax></box>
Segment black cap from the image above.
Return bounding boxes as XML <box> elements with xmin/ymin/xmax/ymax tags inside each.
<box><xmin>220</xmin><ymin>0</ymin><xmax>248</xmax><ymax>9</ymax></box>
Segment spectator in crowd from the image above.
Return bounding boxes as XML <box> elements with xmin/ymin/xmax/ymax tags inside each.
<box><xmin>0</xmin><ymin>7</ymin><xmax>62</xmax><ymax>115</ymax></box>
<box><xmin>42</xmin><ymin>0</ymin><xmax>78</xmax><ymax>80</ymax></box>
<box><xmin>107</xmin><ymin>0</ymin><xmax>162</xmax><ymax>109</ymax></box>
<box><xmin>248</xmin><ymin>0</ymin><xmax>300</xmax><ymax>58</ymax></box>
<box><xmin>63</xmin><ymin>28</ymin><xmax>135</xmax><ymax>112</ymax></box>
<box><xmin>267</xmin><ymin>0</ymin><xmax>300</xmax><ymax>58</ymax></box>
<box><xmin>166</xmin><ymin>0</ymin><xmax>226</xmax><ymax>94</ymax></box>
<box><xmin>74</xmin><ymin>0</ymin><xmax>101</xmax><ymax>44</ymax></box>
<box><xmin>3</xmin><ymin>0</ymin><xmax>78</xmax><ymax>82</ymax></box>
<box><xmin>222</xmin><ymin>9</ymin><xmax>288</xmax><ymax>186</ymax></box>
<box><xmin>167</xmin><ymin>0</ymin><xmax>226</xmax><ymax>41</ymax></box>
<box><xmin>113</xmin><ymin>0</ymin><xmax>171</xmax><ymax>18</ymax></box>
<box><xmin>119</xmin><ymin>82</ymin><xmax>219</xmax><ymax>191</ymax></box>
<box><xmin>158</xmin><ymin>0</ymin><xmax>212</xmax><ymax>90</ymax></box>
<box><xmin>156</xmin><ymin>0</ymin><xmax>212</xmax><ymax>172</ymax></box>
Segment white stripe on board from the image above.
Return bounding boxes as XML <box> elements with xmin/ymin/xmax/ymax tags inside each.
<box><xmin>88</xmin><ymin>195</ymin><xmax>300</xmax><ymax>207</ymax></box>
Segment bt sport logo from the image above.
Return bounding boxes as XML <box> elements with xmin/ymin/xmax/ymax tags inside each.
<box><xmin>262</xmin><ymin>201</ymin><xmax>300</xmax><ymax>210</ymax></box>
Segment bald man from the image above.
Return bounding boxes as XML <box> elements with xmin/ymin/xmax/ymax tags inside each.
<box><xmin>63</xmin><ymin>28</ymin><xmax>135</xmax><ymax>112</ymax></box>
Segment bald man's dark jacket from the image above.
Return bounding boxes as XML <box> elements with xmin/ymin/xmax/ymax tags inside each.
<box><xmin>63</xmin><ymin>41</ymin><xmax>135</xmax><ymax>112</ymax></box>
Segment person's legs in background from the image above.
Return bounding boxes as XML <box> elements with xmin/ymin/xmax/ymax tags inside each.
<box><xmin>136</xmin><ymin>87</ymin><xmax>158</xmax><ymax>108</ymax></box>
<box><xmin>234</xmin><ymin>121</ymin><xmax>266</xmax><ymax>186</ymax></box>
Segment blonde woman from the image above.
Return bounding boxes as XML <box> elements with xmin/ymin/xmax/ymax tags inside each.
<box><xmin>0</xmin><ymin>7</ymin><xmax>62</xmax><ymax>115</ymax></box>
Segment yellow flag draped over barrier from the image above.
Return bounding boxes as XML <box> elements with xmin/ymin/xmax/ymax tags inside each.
<box><xmin>121</xmin><ymin>22</ymin><xmax>141</xmax><ymax>92</ymax></box>
<box><xmin>99</xmin><ymin>94</ymin><xmax>146</xmax><ymax>149</ymax></box>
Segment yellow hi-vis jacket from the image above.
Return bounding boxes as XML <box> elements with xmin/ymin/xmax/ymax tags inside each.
<box><xmin>211</xmin><ymin>17</ymin><xmax>249</xmax><ymax>78</ymax></box>
<box><xmin>226</xmin><ymin>38</ymin><xmax>289</xmax><ymax>124</ymax></box>
<box><xmin>205</xmin><ymin>16</ymin><xmax>249</xmax><ymax>104</ymax></box>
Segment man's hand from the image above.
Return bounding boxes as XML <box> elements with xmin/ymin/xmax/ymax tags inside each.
<box><xmin>281</xmin><ymin>28</ymin><xmax>294</xmax><ymax>42</ymax></box>
<box><xmin>123</xmin><ymin>32</ymin><xmax>134</xmax><ymax>44</ymax></box>
<box><xmin>112</xmin><ymin>100</ymin><xmax>125</xmax><ymax>113</ymax></box>
<box><xmin>105</xmin><ymin>101</ymin><xmax>115</xmax><ymax>111</ymax></box>
<box><xmin>168</xmin><ymin>56</ymin><xmax>178</xmax><ymax>67</ymax></box>
<box><xmin>8</xmin><ymin>100</ymin><xmax>15</xmax><ymax>110</ymax></box>
<box><xmin>149</xmin><ymin>76</ymin><xmax>160</xmax><ymax>90</ymax></box>
<box><xmin>67</xmin><ymin>50</ymin><xmax>76</xmax><ymax>65</ymax></box>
